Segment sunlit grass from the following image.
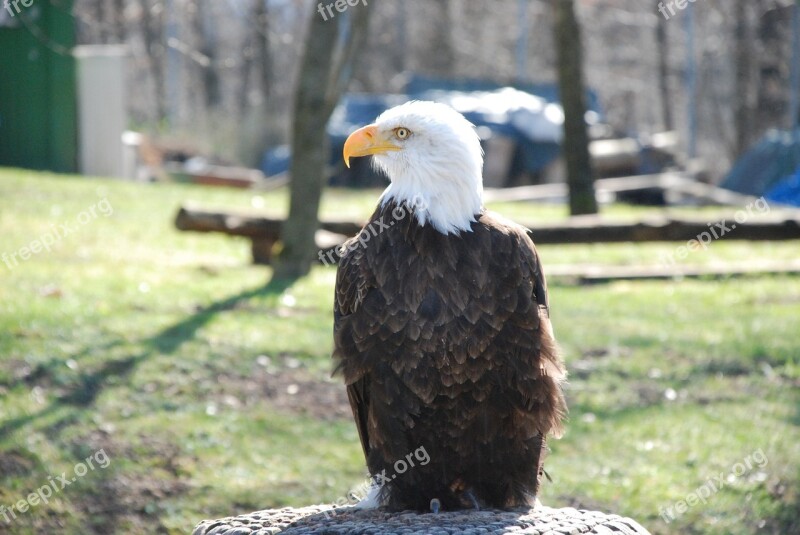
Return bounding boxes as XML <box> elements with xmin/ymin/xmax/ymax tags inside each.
<box><xmin>0</xmin><ymin>168</ymin><xmax>798</xmax><ymax>534</ymax></box>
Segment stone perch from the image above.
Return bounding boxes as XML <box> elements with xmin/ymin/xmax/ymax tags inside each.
<box><xmin>193</xmin><ymin>504</ymin><xmax>651</xmax><ymax>534</ymax></box>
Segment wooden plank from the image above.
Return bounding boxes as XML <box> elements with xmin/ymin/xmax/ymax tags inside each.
<box><xmin>528</xmin><ymin>216</ymin><xmax>800</xmax><ymax>243</ymax></box>
<box><xmin>175</xmin><ymin>205</ymin><xmax>800</xmax><ymax>246</ymax></box>
<box><xmin>482</xmin><ymin>172</ymin><xmax>766</xmax><ymax>207</ymax></box>
<box><xmin>546</xmin><ymin>260</ymin><xmax>800</xmax><ymax>284</ymax></box>
<box><xmin>483</xmin><ymin>173</ymin><xmax>671</xmax><ymax>203</ymax></box>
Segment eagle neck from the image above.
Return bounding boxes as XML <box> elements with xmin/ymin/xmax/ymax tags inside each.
<box><xmin>379</xmin><ymin>171</ymin><xmax>483</xmax><ymax>236</ymax></box>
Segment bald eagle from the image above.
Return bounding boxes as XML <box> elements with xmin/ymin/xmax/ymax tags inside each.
<box><xmin>334</xmin><ymin>101</ymin><xmax>567</xmax><ymax>512</ymax></box>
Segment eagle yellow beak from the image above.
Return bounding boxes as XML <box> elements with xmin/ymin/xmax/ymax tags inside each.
<box><xmin>343</xmin><ymin>124</ymin><xmax>402</xmax><ymax>168</ymax></box>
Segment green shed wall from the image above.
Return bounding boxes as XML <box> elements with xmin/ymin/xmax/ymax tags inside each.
<box><xmin>0</xmin><ymin>1</ymin><xmax>77</xmax><ymax>172</ymax></box>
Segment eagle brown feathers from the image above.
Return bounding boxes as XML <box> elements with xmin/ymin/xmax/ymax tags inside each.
<box><xmin>333</xmin><ymin>199</ymin><xmax>567</xmax><ymax>511</ymax></box>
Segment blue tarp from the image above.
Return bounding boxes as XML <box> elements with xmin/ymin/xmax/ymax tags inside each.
<box><xmin>405</xmin><ymin>74</ymin><xmax>604</xmax><ymax>120</ymax></box>
<box><xmin>765</xmin><ymin>167</ymin><xmax>800</xmax><ymax>207</ymax></box>
<box><xmin>262</xmin><ymin>75</ymin><xmax>605</xmax><ymax>183</ymax></box>
<box><xmin>721</xmin><ymin>129</ymin><xmax>800</xmax><ymax>198</ymax></box>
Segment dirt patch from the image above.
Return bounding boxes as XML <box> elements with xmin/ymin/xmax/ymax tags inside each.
<box><xmin>0</xmin><ymin>449</ymin><xmax>37</xmax><ymax>478</ymax></box>
<box><xmin>66</xmin><ymin>429</ymin><xmax>190</xmax><ymax>534</ymax></box>
<box><xmin>76</xmin><ymin>472</ymin><xmax>188</xmax><ymax>534</ymax></box>
<box><xmin>256</xmin><ymin>368</ymin><xmax>352</xmax><ymax>421</ymax></box>
<box><xmin>168</xmin><ymin>356</ymin><xmax>353</xmax><ymax>422</ymax></box>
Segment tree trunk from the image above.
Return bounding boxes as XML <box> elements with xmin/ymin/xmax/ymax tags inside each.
<box><xmin>254</xmin><ymin>0</ymin><xmax>271</xmax><ymax>102</ymax></box>
<box><xmin>94</xmin><ymin>0</ymin><xmax>106</xmax><ymax>43</ymax></box>
<box><xmin>237</xmin><ymin>2</ymin><xmax>255</xmax><ymax>118</ymax></box>
<box><xmin>189</xmin><ymin>0</ymin><xmax>209</xmax><ymax>118</ymax></box>
<box><xmin>273</xmin><ymin>2</ymin><xmax>371</xmax><ymax>279</ymax></box>
<box><xmin>426</xmin><ymin>0</ymin><xmax>455</xmax><ymax>75</ymax></box>
<box><xmin>553</xmin><ymin>0</ymin><xmax>597</xmax><ymax>216</ymax></box>
<box><xmin>111</xmin><ymin>0</ymin><xmax>126</xmax><ymax>43</ymax></box>
<box><xmin>656</xmin><ymin>2</ymin><xmax>673</xmax><ymax>131</ymax></box>
<box><xmin>238</xmin><ymin>0</ymin><xmax>271</xmax><ymax>114</ymax></box>
<box><xmin>755</xmin><ymin>3</ymin><xmax>792</xmax><ymax>137</ymax></box>
<box><xmin>733</xmin><ymin>0</ymin><xmax>753</xmax><ymax>157</ymax></box>
<box><xmin>139</xmin><ymin>0</ymin><xmax>167</xmax><ymax>122</ymax></box>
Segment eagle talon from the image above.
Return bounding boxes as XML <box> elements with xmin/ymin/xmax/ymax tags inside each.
<box><xmin>430</xmin><ymin>498</ymin><xmax>441</xmax><ymax>514</ymax></box>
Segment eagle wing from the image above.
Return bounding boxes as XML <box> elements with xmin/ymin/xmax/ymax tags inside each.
<box><xmin>525</xmin><ymin>229</ymin><xmax>550</xmax><ymax>315</ymax></box>
<box><xmin>333</xmin><ymin>211</ymin><xmax>566</xmax><ymax>480</ymax></box>
<box><xmin>517</xmin><ymin>224</ymin><xmax>566</xmax><ymax>438</ymax></box>
<box><xmin>333</xmin><ymin>238</ymin><xmax>373</xmax><ymax>460</ymax></box>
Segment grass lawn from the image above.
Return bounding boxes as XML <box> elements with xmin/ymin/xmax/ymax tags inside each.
<box><xmin>0</xmin><ymin>168</ymin><xmax>798</xmax><ymax>534</ymax></box>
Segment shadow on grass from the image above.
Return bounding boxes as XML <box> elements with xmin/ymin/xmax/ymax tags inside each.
<box><xmin>0</xmin><ymin>275</ymin><xmax>300</xmax><ymax>438</ymax></box>
<box><xmin>152</xmin><ymin>275</ymin><xmax>298</xmax><ymax>355</ymax></box>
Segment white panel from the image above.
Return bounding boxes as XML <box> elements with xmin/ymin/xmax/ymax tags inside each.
<box><xmin>75</xmin><ymin>45</ymin><xmax>129</xmax><ymax>178</ymax></box>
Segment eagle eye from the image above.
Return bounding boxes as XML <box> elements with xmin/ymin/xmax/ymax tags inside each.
<box><xmin>394</xmin><ymin>127</ymin><xmax>411</xmax><ymax>140</ymax></box>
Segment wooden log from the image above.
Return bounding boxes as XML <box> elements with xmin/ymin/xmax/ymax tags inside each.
<box><xmin>175</xmin><ymin>205</ymin><xmax>283</xmax><ymax>238</ymax></box>
<box><xmin>175</xmin><ymin>205</ymin><xmax>357</xmax><ymax>265</ymax></box>
<box><xmin>175</xmin><ymin>205</ymin><xmax>362</xmax><ymax>239</ymax></box>
<box><xmin>174</xmin><ymin>205</ymin><xmax>800</xmax><ymax>265</ymax></box>
<box><xmin>192</xmin><ymin>504</ymin><xmax>652</xmax><ymax>534</ymax></box>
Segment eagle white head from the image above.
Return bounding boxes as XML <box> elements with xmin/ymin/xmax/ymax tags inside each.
<box><xmin>343</xmin><ymin>101</ymin><xmax>484</xmax><ymax>235</ymax></box>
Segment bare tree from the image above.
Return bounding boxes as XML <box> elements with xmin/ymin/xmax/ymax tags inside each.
<box><xmin>733</xmin><ymin>0</ymin><xmax>754</xmax><ymax>157</ymax></box>
<box><xmin>72</xmin><ymin>0</ymin><xmax>796</xmax><ymax>182</ymax></box>
<box><xmin>111</xmin><ymin>0</ymin><xmax>126</xmax><ymax>42</ymax></box>
<box><xmin>756</xmin><ymin>3</ymin><xmax>793</xmax><ymax>136</ymax></box>
<box><xmin>238</xmin><ymin>4</ymin><xmax>256</xmax><ymax>116</ymax></box>
<box><xmin>553</xmin><ymin>0</ymin><xmax>597</xmax><ymax>215</ymax></box>
<box><xmin>236</xmin><ymin>1</ymin><xmax>272</xmax><ymax>120</ymax></box>
<box><xmin>273</xmin><ymin>2</ymin><xmax>372</xmax><ymax>279</ymax></box>
<box><xmin>254</xmin><ymin>0</ymin><xmax>271</xmax><ymax>102</ymax></box>
<box><xmin>656</xmin><ymin>1</ymin><xmax>673</xmax><ymax>131</ymax></box>
<box><xmin>138</xmin><ymin>0</ymin><xmax>167</xmax><ymax>122</ymax></box>
<box><xmin>186</xmin><ymin>0</ymin><xmax>206</xmax><ymax>121</ymax></box>
<box><xmin>424</xmin><ymin>0</ymin><xmax>455</xmax><ymax>75</ymax></box>
<box><xmin>93</xmin><ymin>0</ymin><xmax>107</xmax><ymax>42</ymax></box>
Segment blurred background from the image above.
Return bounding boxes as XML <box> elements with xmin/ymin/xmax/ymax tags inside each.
<box><xmin>0</xmin><ymin>1</ymin><xmax>799</xmax><ymax>534</ymax></box>
<box><xmin>1</xmin><ymin>0</ymin><xmax>798</xmax><ymax>183</ymax></box>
